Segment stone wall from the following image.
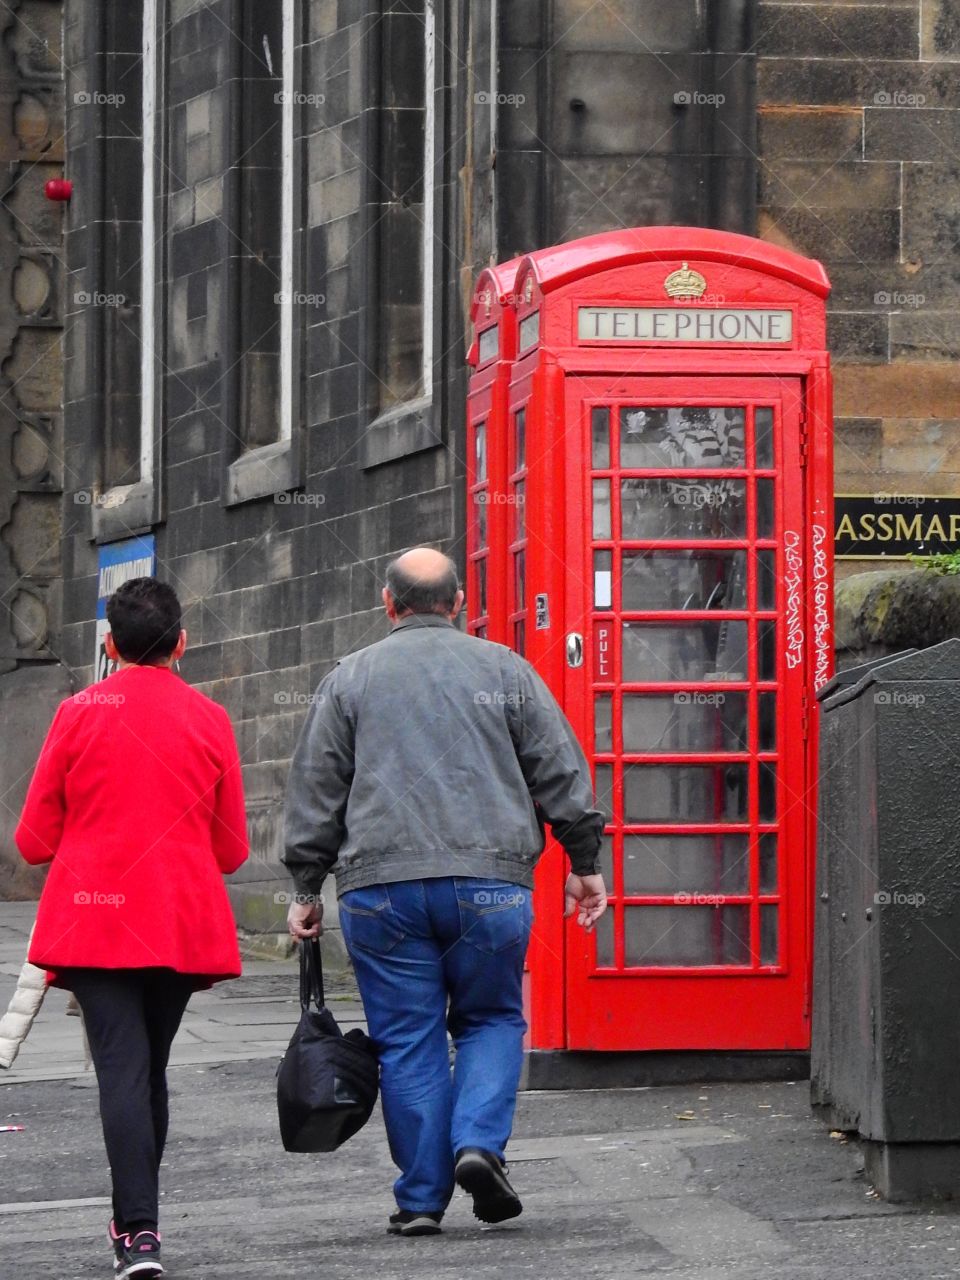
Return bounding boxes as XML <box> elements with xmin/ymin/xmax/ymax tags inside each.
<box><xmin>498</xmin><ymin>3</ymin><xmax>757</xmax><ymax>252</ymax></box>
<box><xmin>0</xmin><ymin>665</ymin><xmax>71</xmax><ymax>899</ymax></box>
<box><xmin>756</xmin><ymin>0</ymin><xmax>960</xmax><ymax>579</ymax></box>
<box><xmin>835</xmin><ymin>567</ymin><xmax>960</xmax><ymax>667</ymax></box>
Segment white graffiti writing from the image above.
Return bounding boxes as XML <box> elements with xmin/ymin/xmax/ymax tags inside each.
<box><xmin>784</xmin><ymin>529</ymin><xmax>804</xmax><ymax>669</ymax></box>
<box><xmin>812</xmin><ymin>523</ymin><xmax>831</xmax><ymax>689</ymax></box>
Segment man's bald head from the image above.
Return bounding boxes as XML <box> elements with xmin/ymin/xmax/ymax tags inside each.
<box><xmin>384</xmin><ymin>548</ymin><xmax>462</xmax><ymax>619</ymax></box>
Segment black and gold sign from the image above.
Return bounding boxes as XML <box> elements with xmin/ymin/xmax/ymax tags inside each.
<box><xmin>835</xmin><ymin>494</ymin><xmax>960</xmax><ymax>559</ymax></box>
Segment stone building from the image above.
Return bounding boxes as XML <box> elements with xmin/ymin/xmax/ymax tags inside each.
<box><xmin>2</xmin><ymin>0</ymin><xmax>959</xmax><ymax>909</ymax></box>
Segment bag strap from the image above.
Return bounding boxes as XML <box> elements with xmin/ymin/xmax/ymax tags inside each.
<box><xmin>299</xmin><ymin>938</ymin><xmax>325</xmax><ymax>1011</ymax></box>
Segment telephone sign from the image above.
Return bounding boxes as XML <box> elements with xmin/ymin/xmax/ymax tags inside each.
<box><xmin>467</xmin><ymin>227</ymin><xmax>833</xmax><ymax>1057</ymax></box>
<box><xmin>578</xmin><ymin>306</ymin><xmax>794</xmax><ymax>344</ymax></box>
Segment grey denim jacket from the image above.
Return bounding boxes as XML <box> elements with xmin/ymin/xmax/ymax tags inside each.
<box><xmin>282</xmin><ymin>614</ymin><xmax>603</xmax><ymax>897</ymax></box>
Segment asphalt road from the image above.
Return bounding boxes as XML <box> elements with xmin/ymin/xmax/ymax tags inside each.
<box><xmin>4</xmin><ymin>1065</ymin><xmax>960</xmax><ymax>1280</ymax></box>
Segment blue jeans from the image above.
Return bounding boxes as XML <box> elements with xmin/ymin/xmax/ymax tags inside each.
<box><xmin>339</xmin><ymin>877</ymin><xmax>533</xmax><ymax>1213</ymax></box>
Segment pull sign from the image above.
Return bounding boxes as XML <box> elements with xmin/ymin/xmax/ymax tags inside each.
<box><xmin>535</xmin><ymin>592</ymin><xmax>550</xmax><ymax>630</ymax></box>
<box><xmin>594</xmin><ymin>623</ymin><xmax>612</xmax><ymax>680</ymax></box>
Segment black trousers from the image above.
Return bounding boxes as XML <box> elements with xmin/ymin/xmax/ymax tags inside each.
<box><xmin>64</xmin><ymin>968</ymin><xmax>194</xmax><ymax>1231</ymax></box>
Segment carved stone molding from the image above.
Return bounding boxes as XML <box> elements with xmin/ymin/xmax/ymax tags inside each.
<box><xmin>0</xmin><ymin>0</ymin><xmax>64</xmax><ymax>669</ymax></box>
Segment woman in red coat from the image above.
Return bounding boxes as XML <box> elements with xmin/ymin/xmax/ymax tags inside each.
<box><xmin>17</xmin><ymin>577</ymin><xmax>248</xmax><ymax>1280</ymax></box>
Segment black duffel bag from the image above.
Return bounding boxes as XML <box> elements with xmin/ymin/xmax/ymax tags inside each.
<box><xmin>277</xmin><ymin>937</ymin><xmax>380</xmax><ymax>1152</ymax></box>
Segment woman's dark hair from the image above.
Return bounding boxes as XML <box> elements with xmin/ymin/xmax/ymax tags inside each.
<box><xmin>106</xmin><ymin>577</ymin><xmax>182</xmax><ymax>664</ymax></box>
<box><xmin>385</xmin><ymin>555</ymin><xmax>460</xmax><ymax>615</ymax></box>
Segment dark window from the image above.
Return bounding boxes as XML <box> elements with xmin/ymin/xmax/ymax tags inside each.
<box><xmin>100</xmin><ymin>0</ymin><xmax>149</xmax><ymax>488</ymax></box>
<box><xmin>82</xmin><ymin>0</ymin><xmax>164</xmax><ymax>537</ymax></box>
<box><xmin>221</xmin><ymin>0</ymin><xmax>303</xmax><ymax>501</ymax></box>
<box><xmin>236</xmin><ymin>0</ymin><xmax>285</xmax><ymax>451</ymax></box>
<box><xmin>374</xmin><ymin>0</ymin><xmax>436</xmax><ymax>413</ymax></box>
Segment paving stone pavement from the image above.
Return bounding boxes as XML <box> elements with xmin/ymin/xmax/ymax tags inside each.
<box><xmin>0</xmin><ymin>901</ymin><xmax>362</xmax><ymax>1085</ymax></box>
<box><xmin>3</xmin><ymin>902</ymin><xmax>960</xmax><ymax>1279</ymax></box>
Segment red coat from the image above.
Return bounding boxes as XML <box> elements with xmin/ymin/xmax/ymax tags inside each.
<box><xmin>17</xmin><ymin>665</ymin><xmax>249</xmax><ymax>984</ymax></box>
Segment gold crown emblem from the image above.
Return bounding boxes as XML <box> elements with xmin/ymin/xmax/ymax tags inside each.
<box><xmin>664</xmin><ymin>262</ymin><xmax>707</xmax><ymax>300</ymax></box>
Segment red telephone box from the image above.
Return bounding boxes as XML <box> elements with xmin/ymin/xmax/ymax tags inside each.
<box><xmin>467</xmin><ymin>227</ymin><xmax>833</xmax><ymax>1053</ymax></box>
<box><xmin>465</xmin><ymin>259</ymin><xmax>522</xmax><ymax>645</ymax></box>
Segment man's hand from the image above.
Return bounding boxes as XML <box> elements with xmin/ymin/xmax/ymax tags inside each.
<box><xmin>287</xmin><ymin>896</ymin><xmax>323</xmax><ymax>941</ymax></box>
<box><xmin>564</xmin><ymin>872</ymin><xmax>608</xmax><ymax>932</ymax></box>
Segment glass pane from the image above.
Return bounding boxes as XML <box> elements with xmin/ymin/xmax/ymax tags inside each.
<box><xmin>594</xmin><ymin>550</ymin><xmax>613</xmax><ymax>608</ymax></box>
<box><xmin>759</xmin><ymin>692</ymin><xmax>776</xmax><ymax>751</ymax></box>
<box><xmin>595</xmin><ymin>764</ymin><xmax>613</xmax><ymax>820</ymax></box>
<box><xmin>756</xmin><ymin>478</ymin><xmax>774</xmax><ymax>538</ymax></box>
<box><xmin>595</xmin><ymin>909</ymin><xmax>615</xmax><ymax>966</ymax></box>
<box><xmin>757</xmin><ymin>549</ymin><xmax>776</xmax><ymax>609</ymax></box>
<box><xmin>514</xmin><ymin>618</ymin><xmax>525</xmax><ymax>656</ymax></box>
<box><xmin>760</xmin><ymin>762</ymin><xmax>777</xmax><ymax>821</ymax></box>
<box><xmin>593</xmin><ymin>479</ymin><xmax>611</xmax><ymax>540</ymax></box>
<box><xmin>595</xmin><ymin>694</ymin><xmax>613</xmax><ymax>752</ymax></box>
<box><xmin>623</xmin><ymin>763</ymin><xmax>749</xmax><ymax>823</ymax></box>
<box><xmin>476</xmin><ymin>556</ymin><xmax>487</xmax><ymax>616</ymax></box>
<box><xmin>761</xmin><ymin>904</ymin><xmax>778</xmax><ymax>965</ymax></box>
<box><xmin>623</xmin><ymin>692</ymin><xmax>748</xmax><ymax>753</ymax></box>
<box><xmin>624</xmin><ymin>905</ymin><xmax>751</xmax><ymax>966</ymax></box>
<box><xmin>622</xmin><ymin>621</ymin><xmax>749</xmax><ymax>683</ymax></box>
<box><xmin>514</xmin><ymin>408</ymin><xmax>526</xmax><ymax>472</ymax></box>
<box><xmin>514</xmin><ymin>480</ymin><xmax>526</xmax><ymax>539</ymax></box>
<box><xmin>758</xmin><ymin>621</ymin><xmax>776</xmax><ymax>680</ymax></box>
<box><xmin>621</xmin><ymin>479</ymin><xmax>747</xmax><ymax>540</ymax></box>
<box><xmin>514</xmin><ymin>550</ymin><xmax>525</xmax><ymax>608</ymax></box>
<box><xmin>474</xmin><ymin>491</ymin><xmax>488</xmax><ymax>548</ymax></box>
<box><xmin>475</xmin><ymin>422</ymin><xmax>487</xmax><ymax>482</ymax></box>
<box><xmin>599</xmin><ymin>834</ymin><xmax>614</xmax><ymax>885</ymax></box>
<box><xmin>622</xmin><ymin>550</ymin><xmax>747</xmax><ymax>611</ymax></box>
<box><xmin>759</xmin><ymin>833</ymin><xmax>777</xmax><ymax>893</ymax></box>
<box><xmin>622</xmin><ymin>833</ymin><xmax>749</xmax><ymax>894</ymax></box>
<box><xmin>755</xmin><ymin>406</ymin><xmax>774</xmax><ymax>468</ymax></box>
<box><xmin>620</xmin><ymin>406</ymin><xmax>745</xmax><ymax>469</ymax></box>
<box><xmin>592</xmin><ymin>406</ymin><xmax>610</xmax><ymax>468</ymax></box>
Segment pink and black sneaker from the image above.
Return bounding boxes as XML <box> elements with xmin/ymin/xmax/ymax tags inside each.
<box><xmin>108</xmin><ymin>1221</ymin><xmax>126</xmax><ymax>1272</ymax></box>
<box><xmin>108</xmin><ymin>1221</ymin><xmax>163</xmax><ymax>1278</ymax></box>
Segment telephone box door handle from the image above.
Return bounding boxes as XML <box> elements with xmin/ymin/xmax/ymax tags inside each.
<box><xmin>566</xmin><ymin>632</ymin><xmax>584</xmax><ymax>668</ymax></box>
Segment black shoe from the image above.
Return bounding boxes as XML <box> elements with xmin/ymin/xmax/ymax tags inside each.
<box><xmin>387</xmin><ymin>1209</ymin><xmax>444</xmax><ymax>1237</ymax></box>
<box><xmin>113</xmin><ymin>1229</ymin><xmax>163</xmax><ymax>1278</ymax></box>
<box><xmin>454</xmin><ymin>1147</ymin><xmax>522</xmax><ymax>1224</ymax></box>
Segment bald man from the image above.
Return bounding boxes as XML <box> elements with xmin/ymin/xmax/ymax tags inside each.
<box><xmin>283</xmin><ymin>547</ymin><xmax>606</xmax><ymax>1236</ymax></box>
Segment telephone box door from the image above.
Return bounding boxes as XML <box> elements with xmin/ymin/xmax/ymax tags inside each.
<box><xmin>564</xmin><ymin>375</ymin><xmax>809</xmax><ymax>1050</ymax></box>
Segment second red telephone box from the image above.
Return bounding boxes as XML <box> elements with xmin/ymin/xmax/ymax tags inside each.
<box><xmin>466</xmin><ymin>258</ymin><xmax>521</xmax><ymax>646</ymax></box>
<box><xmin>467</xmin><ymin>227</ymin><xmax>834</xmax><ymax>1055</ymax></box>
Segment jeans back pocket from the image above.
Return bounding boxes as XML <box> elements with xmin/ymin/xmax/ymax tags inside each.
<box><xmin>455</xmin><ymin>880</ymin><xmax>532</xmax><ymax>955</ymax></box>
<box><xmin>340</xmin><ymin>885</ymin><xmax>407</xmax><ymax>956</ymax></box>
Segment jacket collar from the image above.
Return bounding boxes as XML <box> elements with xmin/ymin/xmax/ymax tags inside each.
<box><xmin>391</xmin><ymin>613</ymin><xmax>457</xmax><ymax>633</ymax></box>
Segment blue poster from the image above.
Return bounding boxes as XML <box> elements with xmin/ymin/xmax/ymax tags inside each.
<box><xmin>93</xmin><ymin>536</ymin><xmax>157</xmax><ymax>681</ymax></box>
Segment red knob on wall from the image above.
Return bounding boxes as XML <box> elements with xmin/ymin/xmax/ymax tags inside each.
<box><xmin>44</xmin><ymin>178</ymin><xmax>73</xmax><ymax>201</ymax></box>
